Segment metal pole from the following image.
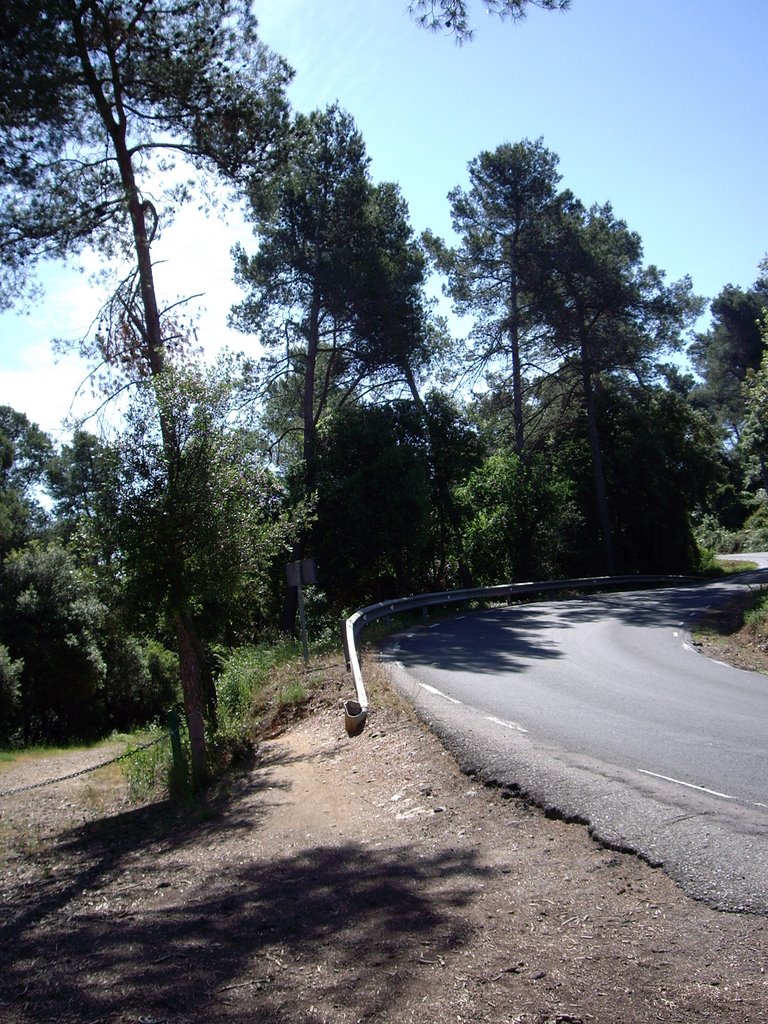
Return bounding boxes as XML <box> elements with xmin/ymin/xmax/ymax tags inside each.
<box><xmin>297</xmin><ymin>581</ymin><xmax>309</xmax><ymax>664</ymax></box>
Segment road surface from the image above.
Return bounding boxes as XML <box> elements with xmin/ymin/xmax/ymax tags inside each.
<box><xmin>383</xmin><ymin>562</ymin><xmax>768</xmax><ymax>912</ymax></box>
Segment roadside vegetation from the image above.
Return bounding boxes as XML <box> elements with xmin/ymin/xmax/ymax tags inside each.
<box><xmin>0</xmin><ymin>0</ymin><xmax>766</xmax><ymax>791</ymax></box>
<box><xmin>692</xmin><ymin>583</ymin><xmax>768</xmax><ymax>675</ymax></box>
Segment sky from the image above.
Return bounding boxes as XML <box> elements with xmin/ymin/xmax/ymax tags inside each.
<box><xmin>1</xmin><ymin>0</ymin><xmax>766</xmax><ymax>440</ymax></box>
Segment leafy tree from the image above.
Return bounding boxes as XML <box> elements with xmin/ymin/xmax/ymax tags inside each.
<box><xmin>0</xmin><ymin>644</ymin><xmax>24</xmax><ymax>745</ymax></box>
<box><xmin>47</xmin><ymin>429</ymin><xmax>120</xmax><ymax>548</ymax></box>
<box><xmin>233</xmin><ymin>105</ymin><xmax>436</xmax><ymax>500</ymax></box>
<box><xmin>741</xmin><ymin>311</ymin><xmax>768</xmax><ymax>492</ymax></box>
<box><xmin>0</xmin><ymin>542</ymin><xmax>106</xmax><ymax>743</ymax></box>
<box><xmin>595</xmin><ymin>384</ymin><xmax>723</xmax><ymax>572</ymax></box>
<box><xmin>100</xmin><ymin>634</ymin><xmax>181</xmax><ymax>733</ymax></box>
<box><xmin>417</xmin><ymin>391</ymin><xmax>485</xmax><ymax>587</ymax></box>
<box><xmin>533</xmin><ymin>199</ymin><xmax>703</xmax><ymax>573</ymax></box>
<box><xmin>408</xmin><ymin>0</ymin><xmax>570</xmax><ymax>41</ymax></box>
<box><xmin>312</xmin><ymin>401</ymin><xmax>433</xmax><ymax>607</ymax></box>
<box><xmin>426</xmin><ymin>139</ymin><xmax>562</xmax><ymax>452</ymax></box>
<box><xmin>0</xmin><ymin>0</ymin><xmax>291</xmax><ymax>316</ymax></box>
<box><xmin>0</xmin><ymin>407</ymin><xmax>53</xmax><ymax>557</ymax></box>
<box><xmin>108</xmin><ymin>361</ymin><xmax>305</xmax><ymax>669</ymax></box>
<box><xmin>689</xmin><ymin>268</ymin><xmax>768</xmax><ymax>441</ymax></box>
<box><xmin>233</xmin><ymin>105</ymin><xmax>439</xmax><ymax>631</ymax></box>
<box><xmin>0</xmin><ymin>0</ymin><xmax>292</xmax><ymax>779</ymax></box>
<box><xmin>455</xmin><ymin>447</ymin><xmax>580</xmax><ymax>584</ymax></box>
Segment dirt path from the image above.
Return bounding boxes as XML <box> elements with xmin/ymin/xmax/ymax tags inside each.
<box><xmin>0</xmin><ymin>677</ymin><xmax>766</xmax><ymax>1024</ymax></box>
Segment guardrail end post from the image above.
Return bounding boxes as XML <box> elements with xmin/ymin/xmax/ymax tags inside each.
<box><xmin>343</xmin><ymin>699</ymin><xmax>367</xmax><ymax>737</ymax></box>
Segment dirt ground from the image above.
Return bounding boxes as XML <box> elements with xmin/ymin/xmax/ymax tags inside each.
<box><xmin>1</xmin><ymin>649</ymin><xmax>767</xmax><ymax>1024</ymax></box>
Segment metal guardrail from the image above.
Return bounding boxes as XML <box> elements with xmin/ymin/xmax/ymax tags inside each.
<box><xmin>340</xmin><ymin>573</ymin><xmax>702</xmax><ymax>736</ymax></box>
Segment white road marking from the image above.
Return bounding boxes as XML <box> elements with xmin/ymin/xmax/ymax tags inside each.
<box><xmin>637</xmin><ymin>768</ymin><xmax>733</xmax><ymax>801</ymax></box>
<box><xmin>486</xmin><ymin>715</ymin><xmax>528</xmax><ymax>734</ymax></box>
<box><xmin>418</xmin><ymin>683</ymin><xmax>463</xmax><ymax>705</ymax></box>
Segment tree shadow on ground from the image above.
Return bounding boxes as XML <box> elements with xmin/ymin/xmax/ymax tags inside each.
<box><xmin>0</xmin><ymin>746</ymin><xmax>486</xmax><ymax>1024</ymax></box>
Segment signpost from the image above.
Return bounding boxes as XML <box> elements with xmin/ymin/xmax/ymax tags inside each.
<box><xmin>285</xmin><ymin>557</ymin><xmax>316</xmax><ymax>664</ymax></box>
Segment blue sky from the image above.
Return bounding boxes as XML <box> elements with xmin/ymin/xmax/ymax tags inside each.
<box><xmin>1</xmin><ymin>0</ymin><xmax>766</xmax><ymax>437</ymax></box>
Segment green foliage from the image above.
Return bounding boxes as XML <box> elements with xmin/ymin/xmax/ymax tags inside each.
<box><xmin>456</xmin><ymin>448</ymin><xmax>580</xmax><ymax>584</ymax></box>
<box><xmin>0</xmin><ymin>542</ymin><xmax>107</xmax><ymax>743</ymax></box>
<box><xmin>107</xmin><ymin>360</ymin><xmax>306</xmax><ymax>643</ymax></box>
<box><xmin>689</xmin><ymin>273</ymin><xmax>768</xmax><ymax>440</ymax></box>
<box><xmin>739</xmin><ymin>311</ymin><xmax>768</xmax><ymax>493</ymax></box>
<box><xmin>693</xmin><ymin>514</ymin><xmax>742</xmax><ymax>556</ymax></box>
<box><xmin>233</xmin><ymin>104</ymin><xmax>437</xmax><ymax>508</ymax></box>
<box><xmin>431</xmin><ymin>138</ymin><xmax>563</xmax><ymax>450</ymax></box>
<box><xmin>0</xmin><ymin>407</ymin><xmax>53</xmax><ymax>557</ymax></box>
<box><xmin>738</xmin><ymin>502</ymin><xmax>768</xmax><ymax>551</ymax></box>
<box><xmin>145</xmin><ymin>640</ymin><xmax>182</xmax><ymax>703</ymax></box>
<box><xmin>211</xmin><ymin>640</ymin><xmax>305</xmax><ymax>770</ymax></box>
<box><xmin>46</xmin><ymin>430</ymin><xmax>121</xmax><ymax>546</ymax></box>
<box><xmin>743</xmin><ymin>588</ymin><xmax>768</xmax><ymax>642</ymax></box>
<box><xmin>121</xmin><ymin>725</ymin><xmax>192</xmax><ymax>804</ymax></box>
<box><xmin>102</xmin><ymin>635</ymin><xmax>181</xmax><ymax>733</ymax></box>
<box><xmin>0</xmin><ymin>643</ymin><xmax>23</xmax><ymax>745</ymax></box>
<box><xmin>215</xmin><ymin>641</ymin><xmax>298</xmax><ymax>734</ymax></box>
<box><xmin>597</xmin><ymin>386</ymin><xmax>722</xmax><ymax>573</ymax></box>
<box><xmin>312</xmin><ymin>401</ymin><xmax>433</xmax><ymax>606</ymax></box>
<box><xmin>0</xmin><ymin>0</ymin><xmax>291</xmax><ymax>313</ymax></box>
<box><xmin>277</xmin><ymin>680</ymin><xmax>308</xmax><ymax>707</ymax></box>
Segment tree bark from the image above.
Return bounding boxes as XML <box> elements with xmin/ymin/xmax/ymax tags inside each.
<box><xmin>77</xmin><ymin>9</ymin><xmax>212</xmax><ymax>777</ymax></box>
<box><xmin>506</xmin><ymin>234</ymin><xmax>525</xmax><ymax>455</ymax></box>
<box><xmin>580</xmin><ymin>342</ymin><xmax>615</xmax><ymax>575</ymax></box>
<box><xmin>174</xmin><ymin>607</ymin><xmax>213</xmax><ymax>787</ymax></box>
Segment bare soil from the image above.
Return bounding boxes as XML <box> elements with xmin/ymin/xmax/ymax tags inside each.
<box><xmin>690</xmin><ymin>597</ymin><xmax>768</xmax><ymax>676</ymax></box>
<box><xmin>0</xmin><ymin>653</ymin><xmax>766</xmax><ymax>1024</ymax></box>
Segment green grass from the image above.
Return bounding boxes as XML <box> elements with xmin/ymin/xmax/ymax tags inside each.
<box><xmin>743</xmin><ymin>588</ymin><xmax>768</xmax><ymax>639</ymax></box>
<box><xmin>697</xmin><ymin>547</ymin><xmax>759</xmax><ymax>577</ymax></box>
<box><xmin>0</xmin><ymin>736</ymin><xmax>123</xmax><ymax>770</ymax></box>
<box><xmin>3</xmin><ymin>640</ymin><xmax>325</xmax><ymax>804</ymax></box>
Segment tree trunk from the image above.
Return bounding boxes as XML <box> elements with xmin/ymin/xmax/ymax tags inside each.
<box><xmin>506</xmin><ymin>235</ymin><xmax>525</xmax><ymax>455</ymax></box>
<box><xmin>281</xmin><ymin>286</ymin><xmax>322</xmax><ymax>635</ymax></box>
<box><xmin>580</xmin><ymin>345</ymin><xmax>615</xmax><ymax>575</ymax></box>
<box><xmin>77</xmin><ymin>6</ymin><xmax>213</xmax><ymax>775</ymax></box>
<box><xmin>174</xmin><ymin>606</ymin><xmax>213</xmax><ymax>787</ymax></box>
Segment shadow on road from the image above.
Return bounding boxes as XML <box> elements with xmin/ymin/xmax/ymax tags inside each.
<box><xmin>389</xmin><ymin>575</ymin><xmax>766</xmax><ymax>678</ymax></box>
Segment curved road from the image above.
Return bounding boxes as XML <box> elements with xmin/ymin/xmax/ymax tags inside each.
<box><xmin>383</xmin><ymin>560</ymin><xmax>768</xmax><ymax>913</ymax></box>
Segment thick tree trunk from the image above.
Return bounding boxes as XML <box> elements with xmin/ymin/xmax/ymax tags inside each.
<box><xmin>174</xmin><ymin>606</ymin><xmax>214</xmax><ymax>787</ymax></box>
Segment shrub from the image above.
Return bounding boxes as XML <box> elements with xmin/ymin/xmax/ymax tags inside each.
<box><xmin>215</xmin><ymin>641</ymin><xmax>297</xmax><ymax>732</ymax></box>
<box><xmin>120</xmin><ymin>721</ymin><xmax>192</xmax><ymax>803</ymax></box>
<box><xmin>0</xmin><ymin>643</ymin><xmax>23</xmax><ymax>745</ymax></box>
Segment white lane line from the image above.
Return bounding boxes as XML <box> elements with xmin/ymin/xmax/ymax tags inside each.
<box><xmin>486</xmin><ymin>715</ymin><xmax>528</xmax><ymax>734</ymax></box>
<box><xmin>417</xmin><ymin>684</ymin><xmax>528</xmax><ymax>733</ymax></box>
<box><xmin>637</xmin><ymin>768</ymin><xmax>733</xmax><ymax>801</ymax></box>
<box><xmin>418</xmin><ymin>683</ymin><xmax>463</xmax><ymax>705</ymax></box>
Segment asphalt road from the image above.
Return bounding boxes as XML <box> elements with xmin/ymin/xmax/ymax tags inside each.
<box><xmin>383</xmin><ymin>561</ymin><xmax>768</xmax><ymax>913</ymax></box>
